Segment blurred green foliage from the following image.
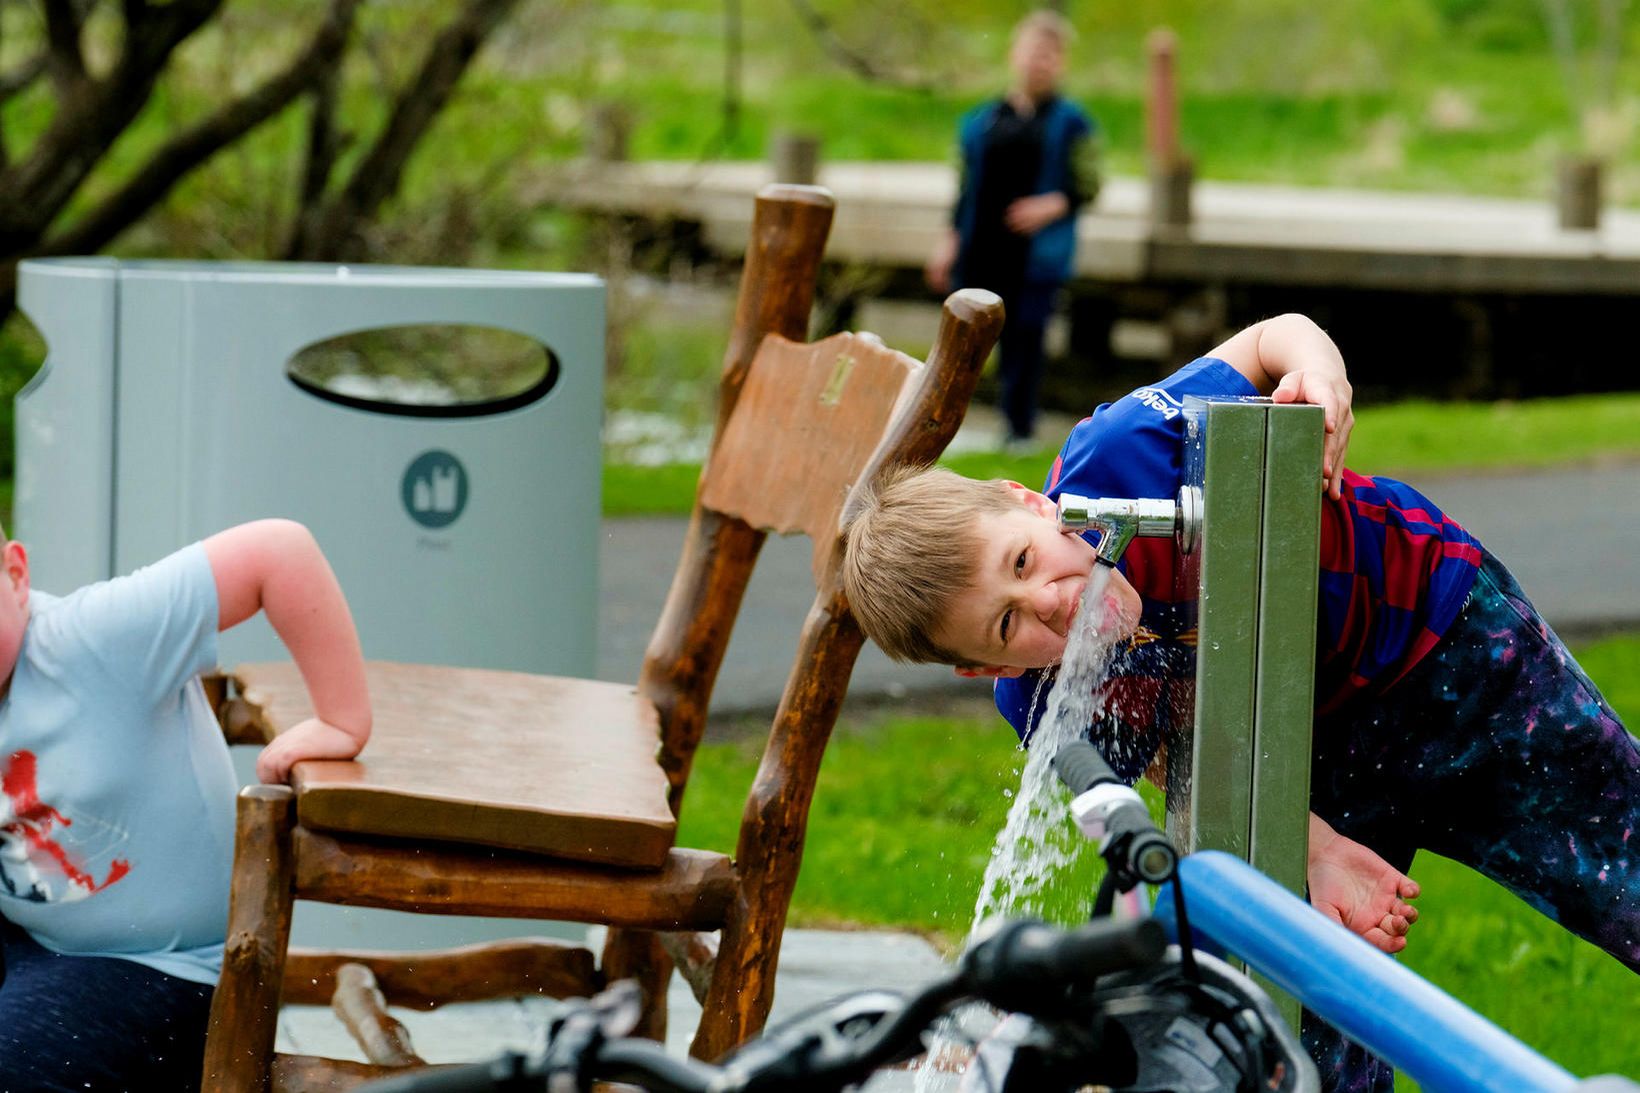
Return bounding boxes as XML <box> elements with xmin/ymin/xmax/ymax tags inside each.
<box><xmin>6</xmin><ymin>0</ymin><xmax>1640</xmax><ymax>506</ymax></box>
<box><xmin>1</xmin><ymin>0</ymin><xmax>1635</xmax><ymax>274</ymax></box>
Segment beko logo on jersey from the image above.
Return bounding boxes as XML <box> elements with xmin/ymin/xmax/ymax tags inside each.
<box><xmin>1130</xmin><ymin>387</ymin><xmax>1183</xmax><ymax>419</ymax></box>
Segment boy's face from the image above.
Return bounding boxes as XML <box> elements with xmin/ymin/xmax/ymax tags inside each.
<box><xmin>934</xmin><ymin>484</ymin><xmax>1140</xmax><ymax>678</ymax></box>
<box><xmin>1010</xmin><ymin>28</ymin><xmax>1065</xmax><ymax>100</ymax></box>
<box><xmin>0</xmin><ymin>539</ymin><xmax>31</xmax><ymax>693</ymax></box>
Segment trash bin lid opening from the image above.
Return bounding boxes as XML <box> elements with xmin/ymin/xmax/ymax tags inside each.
<box><xmin>286</xmin><ymin>324</ymin><xmax>560</xmax><ymax>418</ymax></box>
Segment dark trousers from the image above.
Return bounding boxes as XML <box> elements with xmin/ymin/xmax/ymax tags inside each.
<box><xmin>1302</xmin><ymin>549</ymin><xmax>1639</xmax><ymax>1091</ymax></box>
<box><xmin>0</xmin><ymin>919</ymin><xmax>215</xmax><ymax>1092</ymax></box>
<box><xmin>993</xmin><ymin>281</ymin><xmax>1057</xmax><ymax>443</ymax></box>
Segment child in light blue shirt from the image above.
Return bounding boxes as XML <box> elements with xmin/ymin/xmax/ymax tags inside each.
<box><xmin>0</xmin><ymin>518</ymin><xmax>371</xmax><ymax>1091</ymax></box>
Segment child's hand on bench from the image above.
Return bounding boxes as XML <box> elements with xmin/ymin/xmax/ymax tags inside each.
<box><xmin>257</xmin><ymin>716</ymin><xmax>368</xmax><ymax>785</ymax></box>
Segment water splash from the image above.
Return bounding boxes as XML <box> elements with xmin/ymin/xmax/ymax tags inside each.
<box><xmin>914</xmin><ymin>564</ymin><xmax>1125</xmax><ymax>1092</ymax></box>
<box><xmin>972</xmin><ymin>564</ymin><xmax>1122</xmax><ymax>923</ymax></box>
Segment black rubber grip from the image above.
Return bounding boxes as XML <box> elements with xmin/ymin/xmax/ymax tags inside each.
<box><xmin>963</xmin><ymin>917</ymin><xmax>1167</xmax><ymax>1012</ymax></box>
<box><xmin>1034</xmin><ymin>917</ymin><xmax>1168</xmax><ymax>983</ymax></box>
<box><xmin>1052</xmin><ymin>740</ymin><xmax>1120</xmax><ymax>795</ymax></box>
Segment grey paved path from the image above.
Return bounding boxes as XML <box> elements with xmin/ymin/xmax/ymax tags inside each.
<box><xmin>278</xmin><ymin>927</ymin><xmax>942</xmax><ymax>1090</ymax></box>
<box><xmin>599</xmin><ymin>456</ymin><xmax>1640</xmax><ymax>714</ymax></box>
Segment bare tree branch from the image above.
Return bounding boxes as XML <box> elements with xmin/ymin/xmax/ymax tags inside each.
<box><xmin>723</xmin><ymin>0</ymin><xmax>741</xmax><ymax>143</ymax></box>
<box><xmin>41</xmin><ymin>0</ymin><xmax>87</xmax><ymax>86</ymax></box>
<box><xmin>783</xmin><ymin>0</ymin><xmax>934</xmax><ymax>92</ymax></box>
<box><xmin>0</xmin><ymin>0</ymin><xmax>225</xmax><ymax>249</ymax></box>
<box><xmin>1539</xmin><ymin>0</ymin><xmax>1585</xmax><ymax>125</ymax></box>
<box><xmin>1594</xmin><ymin>0</ymin><xmax>1630</xmax><ymax>112</ymax></box>
<box><xmin>116</xmin><ymin>0</ymin><xmax>220</xmax><ymax>76</ymax></box>
<box><xmin>40</xmin><ymin>0</ymin><xmax>360</xmax><ymax>258</ymax></box>
<box><xmin>294</xmin><ymin>0</ymin><xmax>523</xmax><ymax>260</ymax></box>
<box><xmin>284</xmin><ymin>47</ymin><xmax>348</xmax><ymax>259</ymax></box>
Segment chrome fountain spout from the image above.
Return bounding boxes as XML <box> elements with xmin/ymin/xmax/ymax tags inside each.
<box><xmin>1055</xmin><ymin>485</ymin><xmax>1203</xmax><ymax>568</ymax></box>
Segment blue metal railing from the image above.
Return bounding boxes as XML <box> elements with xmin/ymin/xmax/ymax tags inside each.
<box><xmin>1153</xmin><ymin>850</ymin><xmax>1578</xmax><ymax>1093</ymax></box>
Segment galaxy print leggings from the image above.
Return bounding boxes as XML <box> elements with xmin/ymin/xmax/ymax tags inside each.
<box><xmin>1299</xmin><ymin>548</ymin><xmax>1638</xmax><ymax>1092</ymax></box>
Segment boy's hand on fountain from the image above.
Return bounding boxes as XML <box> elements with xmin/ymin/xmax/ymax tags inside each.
<box><xmin>1209</xmin><ymin>314</ymin><xmax>1356</xmax><ymax>499</ymax></box>
<box><xmin>1307</xmin><ymin>812</ymin><xmax>1420</xmax><ymax>954</ymax></box>
<box><xmin>1271</xmin><ymin>367</ymin><xmax>1354</xmax><ymax>497</ymax></box>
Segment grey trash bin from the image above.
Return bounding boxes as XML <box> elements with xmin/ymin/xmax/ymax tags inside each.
<box><xmin>15</xmin><ymin>259</ymin><xmax>607</xmax><ymax>957</ymax></box>
<box><xmin>15</xmin><ymin>258</ymin><xmax>603</xmax><ymax>678</ymax></box>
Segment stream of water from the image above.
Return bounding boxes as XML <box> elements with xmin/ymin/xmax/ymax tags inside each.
<box><xmin>913</xmin><ymin>562</ymin><xmax>1131</xmax><ymax>1092</ymax></box>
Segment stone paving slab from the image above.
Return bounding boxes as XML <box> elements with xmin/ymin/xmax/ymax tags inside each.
<box><xmin>277</xmin><ymin>927</ymin><xmax>949</xmax><ymax>1091</ymax></box>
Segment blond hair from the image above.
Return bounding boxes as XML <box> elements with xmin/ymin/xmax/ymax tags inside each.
<box><xmin>1013</xmin><ymin>9</ymin><xmax>1076</xmax><ymax>47</ymax></box>
<box><xmin>841</xmin><ymin>465</ymin><xmax>1017</xmax><ymax>666</ymax></box>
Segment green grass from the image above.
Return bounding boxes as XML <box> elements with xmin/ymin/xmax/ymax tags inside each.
<box><xmin>675</xmin><ymin>633</ymin><xmax>1640</xmax><ymax>1080</ymax></box>
<box><xmin>1347</xmin><ymin>394</ymin><xmax>1640</xmax><ymax>477</ymax></box>
<box><xmin>603</xmin><ymin>391</ymin><xmax>1640</xmax><ymax>516</ymax></box>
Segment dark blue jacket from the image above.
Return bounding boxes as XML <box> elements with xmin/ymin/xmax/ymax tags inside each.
<box><xmin>952</xmin><ymin>96</ymin><xmax>1095</xmax><ymax>289</ymax></box>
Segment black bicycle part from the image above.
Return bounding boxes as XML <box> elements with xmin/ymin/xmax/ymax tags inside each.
<box><xmin>959</xmin><ymin>916</ymin><xmax>1167</xmax><ymax>1018</ymax></box>
<box><xmin>1052</xmin><ymin>741</ymin><xmax>1178</xmax><ymax>890</ymax></box>
<box><xmin>1052</xmin><ymin>739</ymin><xmax>1196</xmax><ymax>978</ymax></box>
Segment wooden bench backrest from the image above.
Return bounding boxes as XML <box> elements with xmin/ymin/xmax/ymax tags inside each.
<box><xmin>635</xmin><ymin>186</ymin><xmax>1001</xmax><ymax>824</ymax></box>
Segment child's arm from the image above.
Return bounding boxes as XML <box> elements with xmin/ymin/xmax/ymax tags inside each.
<box><xmin>1205</xmin><ymin>313</ymin><xmax>1355</xmax><ymax>499</ymax></box>
<box><xmin>1307</xmin><ymin>812</ymin><xmax>1420</xmax><ymax>954</ymax></box>
<box><xmin>202</xmin><ymin>520</ymin><xmax>372</xmax><ymax>784</ymax></box>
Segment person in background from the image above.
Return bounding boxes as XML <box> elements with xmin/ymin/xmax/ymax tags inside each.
<box><xmin>926</xmin><ymin>9</ymin><xmax>1102</xmax><ymax>449</ymax></box>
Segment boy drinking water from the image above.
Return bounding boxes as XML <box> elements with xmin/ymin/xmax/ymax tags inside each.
<box><xmin>0</xmin><ymin>518</ymin><xmax>371</xmax><ymax>1090</ymax></box>
<box><xmin>842</xmin><ymin>313</ymin><xmax>1636</xmax><ymax>1091</ymax></box>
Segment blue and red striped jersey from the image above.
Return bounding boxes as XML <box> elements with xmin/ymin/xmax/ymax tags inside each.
<box><xmin>993</xmin><ymin>357</ymin><xmax>1482</xmax><ymax>773</ymax></box>
<box><xmin>1314</xmin><ymin>469</ymin><xmax>1482</xmax><ymax>713</ymax></box>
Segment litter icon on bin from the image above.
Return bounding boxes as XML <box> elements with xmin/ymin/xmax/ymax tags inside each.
<box><xmin>403</xmin><ymin>450</ymin><xmax>468</xmax><ymax>529</ymax></box>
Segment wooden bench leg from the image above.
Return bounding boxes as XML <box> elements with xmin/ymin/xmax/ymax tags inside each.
<box><xmin>601</xmin><ymin>927</ymin><xmax>672</xmax><ymax>1042</ymax></box>
<box><xmin>202</xmin><ymin>785</ymin><xmax>297</xmax><ymax>1093</ymax></box>
<box><xmin>690</xmin><ymin>899</ymin><xmax>776</xmax><ymax>1061</ymax></box>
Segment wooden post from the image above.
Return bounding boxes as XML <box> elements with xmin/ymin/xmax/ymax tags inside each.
<box><xmin>1146</xmin><ymin>29</ymin><xmax>1180</xmax><ymax>172</ymax></box>
<box><xmin>770</xmin><ymin>132</ymin><xmax>821</xmax><ymax>185</ymax></box>
<box><xmin>1145</xmin><ymin>29</ymin><xmax>1193</xmax><ymax>228</ymax></box>
<box><xmin>1174</xmin><ymin>400</ymin><xmax>1322</xmax><ymax>1032</ymax></box>
<box><xmin>586</xmin><ymin>102</ymin><xmax>632</xmax><ymax>162</ymax></box>
<box><xmin>201</xmin><ymin>785</ymin><xmax>298</xmax><ymax>1093</ymax></box>
<box><xmin>1556</xmin><ymin>156</ymin><xmax>1603</xmax><ymax>231</ymax></box>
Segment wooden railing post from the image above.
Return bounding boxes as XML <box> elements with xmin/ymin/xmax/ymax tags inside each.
<box><xmin>1146</xmin><ymin>28</ymin><xmax>1193</xmax><ymax>228</ymax></box>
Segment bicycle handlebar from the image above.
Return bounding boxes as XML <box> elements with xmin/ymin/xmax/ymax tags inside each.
<box><xmin>356</xmin><ymin>1055</ymin><xmax>531</xmax><ymax>1093</ymax></box>
<box><xmin>960</xmin><ymin>916</ymin><xmax>1166</xmax><ymax>1015</ymax></box>
<box><xmin>356</xmin><ymin>915</ymin><xmax>1168</xmax><ymax>1093</ymax></box>
<box><xmin>1053</xmin><ymin>740</ymin><xmax>1177</xmax><ymax>887</ymax></box>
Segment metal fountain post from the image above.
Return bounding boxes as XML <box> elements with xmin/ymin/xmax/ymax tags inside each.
<box><xmin>1169</xmin><ymin>397</ymin><xmax>1325</xmax><ymax>1027</ymax></box>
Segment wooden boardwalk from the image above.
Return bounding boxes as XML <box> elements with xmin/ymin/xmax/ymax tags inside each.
<box><xmin>534</xmin><ymin>160</ymin><xmax>1640</xmax><ymax>296</ymax></box>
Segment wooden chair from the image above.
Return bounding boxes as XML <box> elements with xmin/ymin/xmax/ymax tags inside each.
<box><xmin>199</xmin><ymin>184</ymin><xmax>1003</xmax><ymax>1092</ymax></box>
